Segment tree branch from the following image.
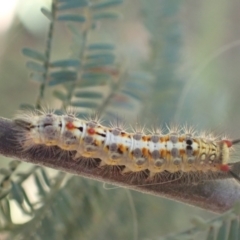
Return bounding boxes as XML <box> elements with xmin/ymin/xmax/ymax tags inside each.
<box><xmin>0</xmin><ymin>117</ymin><xmax>240</xmax><ymax>213</ymax></box>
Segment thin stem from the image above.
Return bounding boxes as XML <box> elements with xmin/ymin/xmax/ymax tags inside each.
<box><xmin>162</xmin><ymin>209</ymin><xmax>235</xmax><ymax>239</ymax></box>
<box><xmin>126</xmin><ymin>190</ymin><xmax>138</xmax><ymax>240</ymax></box>
<box><xmin>63</xmin><ymin>8</ymin><xmax>91</xmax><ymax>109</ymax></box>
<box><xmin>97</xmin><ymin>68</ymin><xmax>126</xmax><ymax>116</ymax></box>
<box><xmin>36</xmin><ymin>0</ymin><xmax>57</xmax><ymax>109</ymax></box>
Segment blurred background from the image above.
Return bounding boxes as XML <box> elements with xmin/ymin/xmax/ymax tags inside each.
<box><xmin>0</xmin><ymin>0</ymin><xmax>240</xmax><ymax>239</ymax></box>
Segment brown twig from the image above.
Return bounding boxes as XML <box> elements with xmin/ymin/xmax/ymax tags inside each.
<box><xmin>0</xmin><ymin>117</ymin><xmax>240</xmax><ymax>213</ymax></box>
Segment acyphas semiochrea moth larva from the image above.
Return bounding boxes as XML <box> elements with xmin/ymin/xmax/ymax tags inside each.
<box><xmin>13</xmin><ymin>110</ymin><xmax>240</xmax><ymax>184</ymax></box>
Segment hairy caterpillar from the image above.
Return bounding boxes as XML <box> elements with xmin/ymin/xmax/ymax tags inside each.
<box><xmin>13</xmin><ymin>110</ymin><xmax>240</xmax><ymax>183</ymax></box>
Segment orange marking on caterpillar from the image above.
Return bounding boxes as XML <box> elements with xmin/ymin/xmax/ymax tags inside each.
<box><xmin>223</xmin><ymin>140</ymin><xmax>233</xmax><ymax>148</ymax></box>
<box><xmin>178</xmin><ymin>137</ymin><xmax>184</xmax><ymax>142</ymax></box>
<box><xmin>142</xmin><ymin>147</ymin><xmax>149</xmax><ymax>157</ymax></box>
<box><xmin>220</xmin><ymin>164</ymin><xmax>230</xmax><ymax>172</ymax></box>
<box><xmin>121</xmin><ymin>132</ymin><xmax>127</xmax><ymax>137</ymax></box>
<box><xmin>160</xmin><ymin>137</ymin><xmax>166</xmax><ymax>142</ymax></box>
<box><xmin>66</xmin><ymin>122</ymin><xmax>75</xmax><ymax>130</ymax></box>
<box><xmin>118</xmin><ymin>144</ymin><xmax>124</xmax><ymax>154</ymax></box>
<box><xmin>179</xmin><ymin>149</ymin><xmax>185</xmax><ymax>155</ymax></box>
<box><xmin>160</xmin><ymin>149</ymin><xmax>167</xmax><ymax>158</ymax></box>
<box><xmin>87</xmin><ymin>128</ymin><xmax>95</xmax><ymax>135</ymax></box>
<box><xmin>141</xmin><ymin>136</ymin><xmax>148</xmax><ymax>141</ymax></box>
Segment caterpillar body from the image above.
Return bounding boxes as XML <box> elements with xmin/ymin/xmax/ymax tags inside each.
<box><xmin>14</xmin><ymin>111</ymin><xmax>239</xmax><ymax>183</ymax></box>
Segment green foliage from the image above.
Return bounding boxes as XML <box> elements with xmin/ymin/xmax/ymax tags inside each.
<box><xmin>140</xmin><ymin>0</ymin><xmax>183</xmax><ymax>123</ymax></box>
<box><xmin>161</xmin><ymin>208</ymin><xmax>240</xmax><ymax>240</ymax></box>
<box><xmin>22</xmin><ymin>0</ymin><xmax>151</xmax><ymax>117</ymax></box>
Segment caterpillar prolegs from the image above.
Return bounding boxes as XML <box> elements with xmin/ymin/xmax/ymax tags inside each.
<box><xmin>14</xmin><ymin>111</ymin><xmax>240</xmax><ymax>183</ymax></box>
